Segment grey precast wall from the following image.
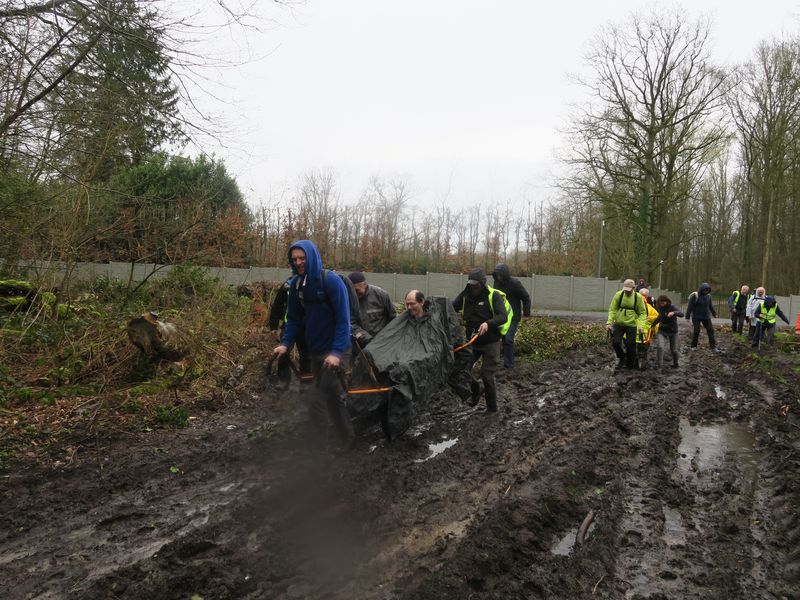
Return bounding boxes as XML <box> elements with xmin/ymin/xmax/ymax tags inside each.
<box><xmin>12</xmin><ymin>259</ymin><xmax>800</xmax><ymax>320</ymax></box>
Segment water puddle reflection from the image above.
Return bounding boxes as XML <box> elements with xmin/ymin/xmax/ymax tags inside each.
<box><xmin>676</xmin><ymin>418</ymin><xmax>763</xmax><ymax>494</ymax></box>
<box><xmin>549</xmin><ymin>523</ymin><xmax>595</xmax><ymax>556</ymax></box>
<box><xmin>415</xmin><ymin>438</ymin><xmax>458</xmax><ymax>463</ymax></box>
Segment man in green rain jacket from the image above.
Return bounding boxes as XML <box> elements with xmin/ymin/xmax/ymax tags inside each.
<box><xmin>606</xmin><ymin>278</ymin><xmax>647</xmax><ymax>370</ymax></box>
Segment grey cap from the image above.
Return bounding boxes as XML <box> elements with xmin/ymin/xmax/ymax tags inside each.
<box><xmin>467</xmin><ymin>268</ymin><xmax>486</xmax><ymax>285</ymax></box>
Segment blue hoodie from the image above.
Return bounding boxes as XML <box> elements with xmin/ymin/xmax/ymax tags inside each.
<box><xmin>281</xmin><ymin>240</ymin><xmax>351</xmax><ymax>357</ymax></box>
<box><xmin>685</xmin><ymin>282</ymin><xmax>716</xmax><ymax>321</ymax></box>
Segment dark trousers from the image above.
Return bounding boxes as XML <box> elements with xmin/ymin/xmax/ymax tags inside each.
<box><xmin>502</xmin><ymin>319</ymin><xmax>520</xmax><ymax>369</ymax></box>
<box><xmin>752</xmin><ymin>322</ymin><xmax>776</xmax><ymax>348</ymax></box>
<box><xmin>470</xmin><ymin>341</ymin><xmax>501</xmax><ymax>411</ymax></box>
<box><xmin>308</xmin><ymin>351</ymin><xmax>354</xmax><ymax>445</ymax></box>
<box><xmin>731</xmin><ymin>311</ymin><xmax>746</xmax><ymax>333</ymax></box>
<box><xmin>691</xmin><ymin>318</ymin><xmax>716</xmax><ymax>349</ymax></box>
<box><xmin>277</xmin><ymin>331</ymin><xmax>310</xmax><ymax>382</ymax></box>
<box><xmin>611</xmin><ymin>324</ymin><xmax>637</xmax><ymax>368</ymax></box>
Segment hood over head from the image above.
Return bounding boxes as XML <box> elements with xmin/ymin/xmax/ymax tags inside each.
<box><xmin>763</xmin><ymin>295</ymin><xmax>776</xmax><ymax>307</ymax></box>
<box><xmin>698</xmin><ymin>282</ymin><xmax>712</xmax><ymax>295</ymax></box>
<box><xmin>288</xmin><ymin>240</ymin><xmax>323</xmax><ymax>284</ymax></box>
<box><xmin>492</xmin><ymin>263</ymin><xmax>511</xmax><ymax>282</ymax></box>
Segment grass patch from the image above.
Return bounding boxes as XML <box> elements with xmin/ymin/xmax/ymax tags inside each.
<box><xmin>515</xmin><ymin>318</ymin><xmax>607</xmax><ymax>362</ymax></box>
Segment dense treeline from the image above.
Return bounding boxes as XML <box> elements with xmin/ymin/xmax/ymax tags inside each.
<box><xmin>2</xmin><ymin>4</ymin><xmax>799</xmax><ymax>295</ymax></box>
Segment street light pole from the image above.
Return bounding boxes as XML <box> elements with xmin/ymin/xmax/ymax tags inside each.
<box><xmin>597</xmin><ymin>220</ymin><xmax>605</xmax><ymax>278</ymax></box>
<box><xmin>658</xmin><ymin>259</ymin><xmax>664</xmax><ymax>289</ymax></box>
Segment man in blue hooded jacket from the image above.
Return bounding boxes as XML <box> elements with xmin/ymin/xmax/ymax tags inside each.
<box><xmin>685</xmin><ymin>282</ymin><xmax>718</xmax><ymax>352</ymax></box>
<box><xmin>272</xmin><ymin>240</ymin><xmax>354</xmax><ymax>445</ymax></box>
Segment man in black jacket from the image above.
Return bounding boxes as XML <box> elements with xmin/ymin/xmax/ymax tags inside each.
<box><xmin>491</xmin><ymin>263</ymin><xmax>531</xmax><ymax>369</ymax></box>
<box><xmin>685</xmin><ymin>282</ymin><xmax>718</xmax><ymax>351</ymax></box>
<box><xmin>452</xmin><ymin>268</ymin><xmax>509</xmax><ymax>413</ymax></box>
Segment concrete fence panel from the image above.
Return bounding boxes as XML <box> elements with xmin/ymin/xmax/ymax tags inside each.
<box><xmin>573</xmin><ymin>277</ymin><xmax>608</xmax><ymax>311</ymax></box>
<box><xmin>532</xmin><ymin>275</ymin><xmax>572</xmax><ymax>309</ymax></box>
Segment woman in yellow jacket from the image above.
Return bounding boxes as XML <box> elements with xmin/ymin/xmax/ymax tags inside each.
<box><xmin>636</xmin><ymin>287</ymin><xmax>660</xmax><ymax>370</ymax></box>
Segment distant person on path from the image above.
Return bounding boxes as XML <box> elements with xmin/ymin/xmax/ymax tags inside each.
<box><xmin>347</xmin><ymin>271</ymin><xmax>397</xmax><ymax>347</ymax></box>
<box><xmin>653</xmin><ymin>295</ymin><xmax>684</xmax><ymax>369</ymax></box>
<box><xmin>727</xmin><ymin>285</ymin><xmax>750</xmax><ymax>334</ymax></box>
<box><xmin>746</xmin><ymin>286</ymin><xmax>767</xmax><ymax>342</ymax></box>
<box><xmin>635</xmin><ymin>277</ymin><xmax>647</xmax><ymax>293</ymax></box>
<box><xmin>685</xmin><ymin>282</ymin><xmax>718</xmax><ymax>352</ymax></box>
<box><xmin>751</xmin><ymin>296</ymin><xmax>790</xmax><ymax>349</ymax></box>
<box><xmin>272</xmin><ymin>240</ymin><xmax>355</xmax><ymax>448</ymax></box>
<box><xmin>452</xmin><ymin>268</ymin><xmax>511</xmax><ymax>413</ymax></box>
<box><xmin>490</xmin><ymin>263</ymin><xmax>531</xmax><ymax>369</ymax></box>
<box><xmin>606</xmin><ymin>279</ymin><xmax>646</xmax><ymax>371</ymax></box>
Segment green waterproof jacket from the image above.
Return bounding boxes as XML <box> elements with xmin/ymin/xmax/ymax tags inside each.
<box><xmin>607</xmin><ymin>290</ymin><xmax>647</xmax><ymax>329</ymax></box>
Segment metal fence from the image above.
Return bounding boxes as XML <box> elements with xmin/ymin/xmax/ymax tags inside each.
<box><xmin>1</xmin><ymin>258</ymin><xmax>715</xmax><ymax>314</ymax></box>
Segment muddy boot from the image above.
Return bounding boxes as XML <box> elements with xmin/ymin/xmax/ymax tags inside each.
<box><xmin>615</xmin><ymin>357</ymin><xmax>626</xmax><ymax>370</ymax></box>
<box><xmin>671</xmin><ymin>352</ymin><xmax>679</xmax><ymax>368</ymax></box>
<box><xmin>483</xmin><ymin>378</ymin><xmax>498</xmax><ymax>413</ymax></box>
<box><xmin>469</xmin><ymin>380</ymin><xmax>481</xmax><ymax>406</ymax></box>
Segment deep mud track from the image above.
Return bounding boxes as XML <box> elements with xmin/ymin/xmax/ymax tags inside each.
<box><xmin>2</xmin><ymin>329</ymin><xmax>800</xmax><ymax>599</ymax></box>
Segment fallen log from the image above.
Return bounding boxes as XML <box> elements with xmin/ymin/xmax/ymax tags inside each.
<box><xmin>127</xmin><ymin>312</ymin><xmax>187</xmax><ymax>361</ymax></box>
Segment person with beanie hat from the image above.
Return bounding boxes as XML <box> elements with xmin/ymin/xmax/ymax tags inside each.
<box><xmin>452</xmin><ymin>268</ymin><xmax>511</xmax><ymax>413</ymax></box>
<box><xmin>347</xmin><ymin>271</ymin><xmax>397</xmax><ymax>346</ymax></box>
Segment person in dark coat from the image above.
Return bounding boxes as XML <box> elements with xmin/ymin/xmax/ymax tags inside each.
<box><xmin>452</xmin><ymin>268</ymin><xmax>509</xmax><ymax>413</ymax></box>
<box><xmin>491</xmin><ymin>263</ymin><xmax>531</xmax><ymax>369</ymax></box>
<box><xmin>685</xmin><ymin>282</ymin><xmax>718</xmax><ymax>351</ymax></box>
<box><xmin>652</xmin><ymin>295</ymin><xmax>684</xmax><ymax>368</ymax></box>
<box><xmin>348</xmin><ymin>271</ymin><xmax>397</xmax><ymax>347</ymax></box>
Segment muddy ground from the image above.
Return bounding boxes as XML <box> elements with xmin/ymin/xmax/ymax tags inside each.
<box><xmin>2</xmin><ymin>326</ymin><xmax>800</xmax><ymax>599</ymax></box>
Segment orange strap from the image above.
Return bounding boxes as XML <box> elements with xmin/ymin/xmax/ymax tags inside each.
<box><xmin>453</xmin><ymin>334</ymin><xmax>479</xmax><ymax>353</ymax></box>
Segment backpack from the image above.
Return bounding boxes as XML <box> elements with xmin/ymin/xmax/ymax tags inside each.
<box><xmin>292</xmin><ymin>269</ymin><xmax>363</xmax><ymax>329</ymax></box>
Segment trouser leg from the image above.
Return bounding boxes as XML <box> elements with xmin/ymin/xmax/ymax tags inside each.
<box><xmin>623</xmin><ymin>327</ymin><xmax>637</xmax><ymax>368</ymax></box>
<box><xmin>478</xmin><ymin>341</ymin><xmax>501</xmax><ymax>411</ymax></box>
<box><xmin>703</xmin><ymin>318</ymin><xmax>716</xmax><ymax>349</ymax></box>
<box><xmin>308</xmin><ymin>351</ymin><xmax>353</xmax><ymax>446</ymax></box>
<box><xmin>691</xmin><ymin>321</ymin><xmax>701</xmax><ymax>348</ymax></box>
<box><xmin>669</xmin><ymin>333</ymin><xmax>679</xmax><ymax>366</ymax></box>
<box><xmin>503</xmin><ymin>319</ymin><xmax>519</xmax><ymax>369</ymax></box>
<box><xmin>765</xmin><ymin>324</ymin><xmax>776</xmax><ymax>348</ymax></box>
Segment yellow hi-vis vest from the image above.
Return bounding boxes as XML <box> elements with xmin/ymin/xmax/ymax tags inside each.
<box><xmin>462</xmin><ymin>286</ymin><xmax>514</xmax><ymax>335</ymax></box>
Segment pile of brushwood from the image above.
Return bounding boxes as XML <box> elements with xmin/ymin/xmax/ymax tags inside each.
<box><xmin>0</xmin><ymin>265</ymin><xmax>275</xmax><ymax>469</ymax></box>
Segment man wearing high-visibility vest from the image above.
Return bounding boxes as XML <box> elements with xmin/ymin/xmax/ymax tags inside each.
<box><xmin>452</xmin><ymin>268</ymin><xmax>511</xmax><ymax>413</ymax></box>
<box><xmin>751</xmin><ymin>296</ymin><xmax>790</xmax><ymax>349</ymax></box>
<box><xmin>727</xmin><ymin>284</ymin><xmax>750</xmax><ymax>334</ymax></box>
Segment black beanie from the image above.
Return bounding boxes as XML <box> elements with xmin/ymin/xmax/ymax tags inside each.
<box><xmin>348</xmin><ymin>271</ymin><xmax>366</xmax><ymax>284</ymax></box>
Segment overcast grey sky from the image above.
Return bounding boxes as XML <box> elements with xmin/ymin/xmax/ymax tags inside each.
<box><xmin>190</xmin><ymin>1</ymin><xmax>799</xmax><ymax>211</ymax></box>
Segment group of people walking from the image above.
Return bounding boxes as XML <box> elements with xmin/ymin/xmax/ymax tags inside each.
<box><xmin>269</xmin><ymin>239</ymin><xmax>531</xmax><ymax>447</ymax></box>
<box><xmin>607</xmin><ymin>277</ymin><xmax>792</xmax><ymax>371</ymax></box>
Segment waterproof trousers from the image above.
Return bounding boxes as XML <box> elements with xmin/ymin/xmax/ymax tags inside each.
<box><xmin>690</xmin><ymin>318</ymin><xmax>716</xmax><ymax>349</ymax></box>
<box><xmin>308</xmin><ymin>351</ymin><xmax>354</xmax><ymax>446</ymax></box>
<box><xmin>470</xmin><ymin>341</ymin><xmax>501</xmax><ymax>411</ymax></box>
<box><xmin>611</xmin><ymin>324</ymin><xmax>637</xmax><ymax>369</ymax></box>
<box><xmin>731</xmin><ymin>311</ymin><xmax>746</xmax><ymax>334</ymax></box>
